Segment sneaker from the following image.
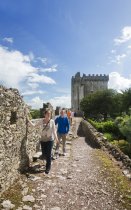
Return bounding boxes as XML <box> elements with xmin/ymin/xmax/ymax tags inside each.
<box><xmin>45</xmin><ymin>169</ymin><xmax>50</xmax><ymax>174</ymax></box>
<box><xmin>55</xmin><ymin>150</ymin><xmax>59</xmax><ymax>155</ymax></box>
<box><xmin>51</xmin><ymin>156</ymin><xmax>56</xmax><ymax>160</ymax></box>
<box><xmin>55</xmin><ymin>153</ymin><xmax>59</xmax><ymax>159</ymax></box>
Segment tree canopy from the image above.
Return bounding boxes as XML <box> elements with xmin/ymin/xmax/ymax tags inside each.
<box><xmin>80</xmin><ymin>88</ymin><xmax>131</xmax><ymax>120</ymax></box>
<box><xmin>30</xmin><ymin>109</ymin><xmax>40</xmax><ymax>119</ymax></box>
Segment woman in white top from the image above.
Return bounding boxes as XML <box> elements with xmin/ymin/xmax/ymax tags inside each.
<box><xmin>28</xmin><ymin>109</ymin><xmax>58</xmax><ymax>174</ymax></box>
<box><xmin>41</xmin><ymin>109</ymin><xmax>59</xmax><ymax>174</ymax></box>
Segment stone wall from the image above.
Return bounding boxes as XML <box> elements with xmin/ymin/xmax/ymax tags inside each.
<box><xmin>0</xmin><ymin>86</ymin><xmax>41</xmax><ymax>194</ymax></box>
<box><xmin>77</xmin><ymin>120</ymin><xmax>131</xmax><ymax>170</ymax></box>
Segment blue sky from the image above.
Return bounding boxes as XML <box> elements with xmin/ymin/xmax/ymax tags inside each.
<box><xmin>0</xmin><ymin>0</ymin><xmax>131</xmax><ymax>108</ymax></box>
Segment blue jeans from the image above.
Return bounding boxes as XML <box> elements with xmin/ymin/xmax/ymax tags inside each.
<box><xmin>40</xmin><ymin>140</ymin><xmax>54</xmax><ymax>171</ymax></box>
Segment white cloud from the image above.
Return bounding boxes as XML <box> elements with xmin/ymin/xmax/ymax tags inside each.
<box><xmin>115</xmin><ymin>54</ymin><xmax>126</xmax><ymax>64</ymax></box>
<box><xmin>27</xmin><ymin>94</ymin><xmax>71</xmax><ymax>109</ymax></box>
<box><xmin>49</xmin><ymin>95</ymin><xmax>71</xmax><ymax>109</ymax></box>
<box><xmin>109</xmin><ymin>72</ymin><xmax>131</xmax><ymax>91</ymax></box>
<box><xmin>3</xmin><ymin>37</ymin><xmax>14</xmax><ymax>44</ymax></box>
<box><xmin>127</xmin><ymin>45</ymin><xmax>131</xmax><ymax>49</ymax></box>
<box><xmin>114</xmin><ymin>26</ymin><xmax>131</xmax><ymax>45</ymax></box>
<box><xmin>27</xmin><ymin>83</ymin><xmax>39</xmax><ymax>89</ymax></box>
<box><xmin>28</xmin><ymin>73</ymin><xmax>56</xmax><ymax>84</ymax></box>
<box><xmin>109</xmin><ymin>53</ymin><xmax>126</xmax><ymax>65</ymax></box>
<box><xmin>21</xmin><ymin>90</ymin><xmax>46</xmax><ymax>96</ymax></box>
<box><xmin>28</xmin><ymin>96</ymin><xmax>44</xmax><ymax>109</ymax></box>
<box><xmin>0</xmin><ymin>45</ymin><xmax>56</xmax><ymax>88</ymax></box>
<box><xmin>111</xmin><ymin>50</ymin><xmax>116</xmax><ymax>54</ymax></box>
<box><xmin>39</xmin><ymin>64</ymin><xmax>58</xmax><ymax>73</ymax></box>
<box><xmin>28</xmin><ymin>52</ymin><xmax>35</xmax><ymax>61</ymax></box>
<box><xmin>37</xmin><ymin>57</ymin><xmax>47</xmax><ymax>64</ymax></box>
<box><xmin>0</xmin><ymin>46</ymin><xmax>36</xmax><ymax>88</ymax></box>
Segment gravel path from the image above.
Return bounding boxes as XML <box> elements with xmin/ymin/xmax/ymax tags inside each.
<box><xmin>1</xmin><ymin>118</ymin><xmax>131</xmax><ymax>210</ymax></box>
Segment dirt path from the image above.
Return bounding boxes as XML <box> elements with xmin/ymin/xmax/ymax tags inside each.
<box><xmin>1</xmin><ymin>118</ymin><xmax>131</xmax><ymax>210</ymax></box>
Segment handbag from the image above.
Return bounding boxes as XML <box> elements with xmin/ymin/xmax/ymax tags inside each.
<box><xmin>41</xmin><ymin>120</ymin><xmax>51</xmax><ymax>141</ymax></box>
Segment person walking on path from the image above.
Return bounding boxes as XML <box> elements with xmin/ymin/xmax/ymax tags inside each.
<box><xmin>27</xmin><ymin>109</ymin><xmax>58</xmax><ymax>174</ymax></box>
<box><xmin>70</xmin><ymin>110</ymin><xmax>74</xmax><ymax>125</ymax></box>
<box><xmin>67</xmin><ymin>109</ymin><xmax>71</xmax><ymax>125</ymax></box>
<box><xmin>55</xmin><ymin>109</ymin><xmax>70</xmax><ymax>156</ymax></box>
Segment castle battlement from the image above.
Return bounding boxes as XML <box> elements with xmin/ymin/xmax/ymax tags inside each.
<box><xmin>72</xmin><ymin>72</ymin><xmax>109</xmax><ymax>81</ymax></box>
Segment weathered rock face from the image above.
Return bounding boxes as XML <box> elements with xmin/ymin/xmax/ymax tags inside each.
<box><xmin>0</xmin><ymin>86</ymin><xmax>41</xmax><ymax>194</ymax></box>
<box><xmin>77</xmin><ymin>120</ymin><xmax>131</xmax><ymax>170</ymax></box>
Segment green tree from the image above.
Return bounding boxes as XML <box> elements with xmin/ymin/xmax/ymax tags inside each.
<box><xmin>116</xmin><ymin>116</ymin><xmax>131</xmax><ymax>149</ymax></box>
<box><xmin>121</xmin><ymin>88</ymin><xmax>131</xmax><ymax>113</ymax></box>
<box><xmin>80</xmin><ymin>89</ymin><xmax>121</xmax><ymax>120</ymax></box>
<box><xmin>30</xmin><ymin>109</ymin><xmax>40</xmax><ymax>119</ymax></box>
<box><xmin>113</xmin><ymin>92</ymin><xmax>123</xmax><ymax>114</ymax></box>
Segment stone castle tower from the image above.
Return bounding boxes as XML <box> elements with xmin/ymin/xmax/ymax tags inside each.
<box><xmin>71</xmin><ymin>72</ymin><xmax>109</xmax><ymax>111</ymax></box>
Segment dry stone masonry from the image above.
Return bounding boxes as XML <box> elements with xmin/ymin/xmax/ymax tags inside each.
<box><xmin>77</xmin><ymin>120</ymin><xmax>131</xmax><ymax>175</ymax></box>
<box><xmin>0</xmin><ymin>86</ymin><xmax>41</xmax><ymax>194</ymax></box>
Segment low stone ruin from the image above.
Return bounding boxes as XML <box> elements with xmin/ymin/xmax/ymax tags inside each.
<box><xmin>77</xmin><ymin>120</ymin><xmax>131</xmax><ymax>172</ymax></box>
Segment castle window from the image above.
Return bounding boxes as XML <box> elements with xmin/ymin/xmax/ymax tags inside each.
<box><xmin>10</xmin><ymin>111</ymin><xmax>17</xmax><ymax>124</ymax></box>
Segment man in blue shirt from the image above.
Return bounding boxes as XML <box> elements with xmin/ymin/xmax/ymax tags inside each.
<box><xmin>55</xmin><ymin>109</ymin><xmax>70</xmax><ymax>156</ymax></box>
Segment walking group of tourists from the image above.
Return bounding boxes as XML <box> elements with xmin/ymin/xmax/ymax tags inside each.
<box><xmin>27</xmin><ymin>109</ymin><xmax>72</xmax><ymax>175</ymax></box>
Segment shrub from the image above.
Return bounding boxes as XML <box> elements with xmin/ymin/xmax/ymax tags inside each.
<box><xmin>88</xmin><ymin>119</ymin><xmax>103</xmax><ymax>132</ymax></box>
<box><xmin>88</xmin><ymin>119</ymin><xmax>119</xmax><ymax>135</ymax></box>
<box><xmin>115</xmin><ymin>116</ymin><xmax>124</xmax><ymax>126</ymax></box>
<box><xmin>88</xmin><ymin>117</ymin><xmax>131</xmax><ymax>158</ymax></box>
<box><xmin>30</xmin><ymin>109</ymin><xmax>40</xmax><ymax>119</ymax></box>
<box><xmin>102</xmin><ymin>121</ymin><xmax>117</xmax><ymax>133</ymax></box>
<box><xmin>103</xmin><ymin>133</ymin><xmax>114</xmax><ymax>142</ymax></box>
<box><xmin>115</xmin><ymin>115</ymin><xmax>131</xmax><ymax>146</ymax></box>
<box><xmin>112</xmin><ymin>140</ymin><xmax>131</xmax><ymax>158</ymax></box>
<box><xmin>94</xmin><ymin>122</ymin><xmax>103</xmax><ymax>132</ymax></box>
